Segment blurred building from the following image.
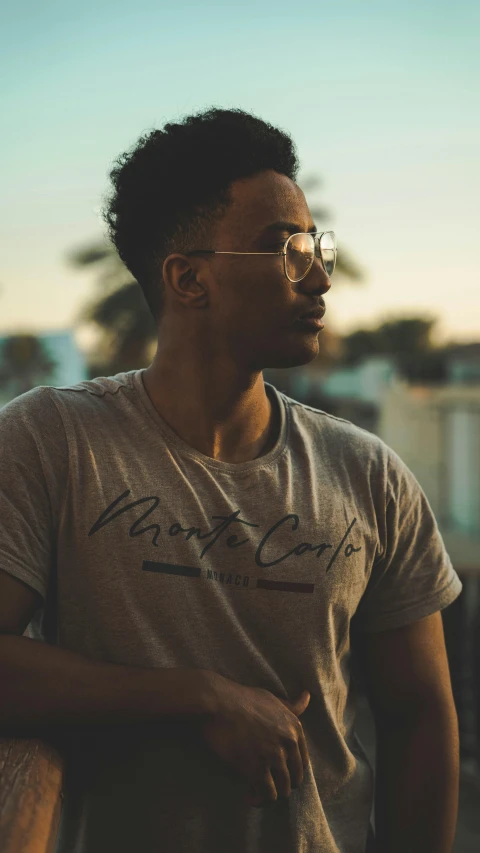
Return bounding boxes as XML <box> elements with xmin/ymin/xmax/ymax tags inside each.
<box><xmin>379</xmin><ymin>382</ymin><xmax>480</xmax><ymax>541</ymax></box>
<box><xmin>320</xmin><ymin>355</ymin><xmax>397</xmax><ymax>406</ymax></box>
<box><xmin>446</xmin><ymin>342</ymin><xmax>480</xmax><ymax>385</ymax></box>
<box><xmin>0</xmin><ymin>329</ymin><xmax>88</xmax><ymax>408</ymax></box>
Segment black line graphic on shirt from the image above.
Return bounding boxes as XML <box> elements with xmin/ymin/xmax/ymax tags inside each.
<box><xmin>88</xmin><ymin>489</ymin><xmax>362</xmax><ymax>593</ymax></box>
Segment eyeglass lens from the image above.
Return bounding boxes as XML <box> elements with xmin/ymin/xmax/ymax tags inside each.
<box><xmin>286</xmin><ymin>232</ymin><xmax>336</xmax><ymax>281</ymax></box>
<box><xmin>319</xmin><ymin>232</ymin><xmax>336</xmax><ymax>277</ymax></box>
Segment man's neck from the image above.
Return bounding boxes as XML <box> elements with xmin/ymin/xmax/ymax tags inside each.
<box><xmin>142</xmin><ymin>352</ymin><xmax>278</xmax><ymax>464</ymax></box>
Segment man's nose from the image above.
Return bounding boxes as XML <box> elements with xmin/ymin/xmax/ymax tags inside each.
<box><xmin>297</xmin><ymin>258</ymin><xmax>332</xmax><ymax>296</ymax></box>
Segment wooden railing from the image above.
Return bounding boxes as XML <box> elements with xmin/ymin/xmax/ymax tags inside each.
<box><xmin>0</xmin><ymin>736</ymin><xmax>64</xmax><ymax>853</ymax></box>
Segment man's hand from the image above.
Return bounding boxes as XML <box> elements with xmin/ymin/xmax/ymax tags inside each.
<box><xmin>200</xmin><ymin>675</ymin><xmax>311</xmax><ymax>808</ymax></box>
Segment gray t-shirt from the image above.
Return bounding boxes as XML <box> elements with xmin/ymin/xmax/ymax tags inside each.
<box><xmin>0</xmin><ymin>369</ymin><xmax>462</xmax><ymax>853</ymax></box>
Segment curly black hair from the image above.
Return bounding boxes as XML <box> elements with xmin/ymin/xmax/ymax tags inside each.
<box><xmin>103</xmin><ymin>107</ymin><xmax>299</xmax><ymax>321</ymax></box>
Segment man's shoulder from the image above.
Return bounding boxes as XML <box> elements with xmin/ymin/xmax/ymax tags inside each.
<box><xmin>46</xmin><ymin>369</ymin><xmax>138</xmax><ymax>401</ymax></box>
<box><xmin>0</xmin><ymin>371</ymin><xmax>139</xmax><ymax>439</ymax></box>
<box><xmin>0</xmin><ymin>384</ymin><xmax>58</xmax><ymax>427</ymax></box>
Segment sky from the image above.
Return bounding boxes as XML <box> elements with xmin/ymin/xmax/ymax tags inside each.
<box><xmin>1</xmin><ymin>0</ymin><xmax>479</xmax><ymax>351</ymax></box>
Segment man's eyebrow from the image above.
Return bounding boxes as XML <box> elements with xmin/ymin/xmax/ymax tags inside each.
<box><xmin>259</xmin><ymin>220</ymin><xmax>318</xmax><ymax>236</ymax></box>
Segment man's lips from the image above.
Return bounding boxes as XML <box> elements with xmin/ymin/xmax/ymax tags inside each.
<box><xmin>297</xmin><ymin>303</ymin><xmax>326</xmax><ymax>321</ymax></box>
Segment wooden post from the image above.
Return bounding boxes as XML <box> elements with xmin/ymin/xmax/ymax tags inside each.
<box><xmin>0</xmin><ymin>736</ymin><xmax>64</xmax><ymax>853</ymax></box>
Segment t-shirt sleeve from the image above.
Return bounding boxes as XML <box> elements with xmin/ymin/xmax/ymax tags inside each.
<box><xmin>0</xmin><ymin>387</ymin><xmax>68</xmax><ymax>603</ymax></box>
<box><xmin>351</xmin><ymin>445</ymin><xmax>463</xmax><ymax>633</ymax></box>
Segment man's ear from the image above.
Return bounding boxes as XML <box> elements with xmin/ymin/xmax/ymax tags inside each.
<box><xmin>162</xmin><ymin>254</ymin><xmax>208</xmax><ymax>309</ymax></box>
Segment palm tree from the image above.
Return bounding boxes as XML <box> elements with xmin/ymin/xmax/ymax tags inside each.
<box><xmin>70</xmin><ymin>244</ymin><xmax>156</xmax><ymax>377</ymax></box>
<box><xmin>0</xmin><ymin>334</ymin><xmax>58</xmax><ymax>398</ymax></box>
<box><xmin>69</xmin><ymin>174</ymin><xmax>363</xmax><ymax>378</ymax></box>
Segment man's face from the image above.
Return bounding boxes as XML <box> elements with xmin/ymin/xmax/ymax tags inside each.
<box><xmin>196</xmin><ymin>169</ymin><xmax>332</xmax><ymax>370</ymax></box>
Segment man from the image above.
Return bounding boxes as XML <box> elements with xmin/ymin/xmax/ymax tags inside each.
<box><xmin>0</xmin><ymin>107</ymin><xmax>461</xmax><ymax>853</ymax></box>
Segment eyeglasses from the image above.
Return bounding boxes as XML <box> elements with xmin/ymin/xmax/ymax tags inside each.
<box><xmin>184</xmin><ymin>231</ymin><xmax>337</xmax><ymax>283</ymax></box>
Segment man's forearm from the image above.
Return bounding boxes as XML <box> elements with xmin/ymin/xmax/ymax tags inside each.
<box><xmin>0</xmin><ymin>634</ymin><xmax>218</xmax><ymax>734</ymax></box>
<box><xmin>373</xmin><ymin>702</ymin><xmax>460</xmax><ymax>853</ymax></box>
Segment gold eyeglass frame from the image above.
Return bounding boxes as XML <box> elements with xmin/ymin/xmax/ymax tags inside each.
<box><xmin>184</xmin><ymin>230</ymin><xmax>337</xmax><ymax>283</ymax></box>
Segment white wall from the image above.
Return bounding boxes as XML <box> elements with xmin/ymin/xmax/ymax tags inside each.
<box><xmin>379</xmin><ymin>384</ymin><xmax>480</xmax><ymax>536</ymax></box>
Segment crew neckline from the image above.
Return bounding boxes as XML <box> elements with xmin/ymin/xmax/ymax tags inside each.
<box><xmin>131</xmin><ymin>369</ymin><xmax>289</xmax><ymax>474</ymax></box>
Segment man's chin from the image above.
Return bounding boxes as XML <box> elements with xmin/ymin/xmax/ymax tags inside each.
<box><xmin>260</xmin><ymin>339</ymin><xmax>320</xmax><ymax>370</ymax></box>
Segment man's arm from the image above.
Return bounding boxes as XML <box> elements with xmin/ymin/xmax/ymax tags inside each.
<box><xmin>0</xmin><ymin>569</ymin><xmax>217</xmax><ymax>733</ymax></box>
<box><xmin>0</xmin><ymin>569</ymin><xmax>313</xmax><ymax>806</ymax></box>
<box><xmin>354</xmin><ymin>611</ymin><xmax>460</xmax><ymax>853</ymax></box>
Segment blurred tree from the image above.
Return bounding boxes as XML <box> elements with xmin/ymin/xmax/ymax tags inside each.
<box><xmin>0</xmin><ymin>334</ymin><xmax>58</xmax><ymax>397</ymax></box>
<box><xmin>70</xmin><ymin>244</ymin><xmax>156</xmax><ymax>377</ymax></box>
<box><xmin>300</xmin><ymin>174</ymin><xmax>364</xmax><ymax>282</ymax></box>
<box><xmin>342</xmin><ymin>316</ymin><xmax>450</xmax><ymax>383</ymax></box>
<box><xmin>70</xmin><ymin>173</ymin><xmax>363</xmax><ymax>377</ymax></box>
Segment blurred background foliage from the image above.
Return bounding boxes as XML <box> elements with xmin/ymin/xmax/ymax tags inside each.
<box><xmin>0</xmin><ymin>334</ymin><xmax>57</xmax><ymax>397</ymax></box>
<box><xmin>342</xmin><ymin>316</ymin><xmax>453</xmax><ymax>382</ymax></box>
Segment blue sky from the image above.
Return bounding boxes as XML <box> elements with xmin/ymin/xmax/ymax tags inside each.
<box><xmin>1</xmin><ymin>0</ymin><xmax>479</xmax><ymax>348</ymax></box>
